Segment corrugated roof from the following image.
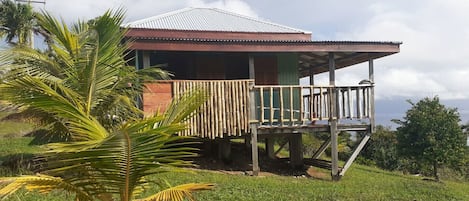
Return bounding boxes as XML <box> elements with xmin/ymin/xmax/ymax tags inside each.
<box><xmin>122</xmin><ymin>7</ymin><xmax>310</xmax><ymax>34</ymax></box>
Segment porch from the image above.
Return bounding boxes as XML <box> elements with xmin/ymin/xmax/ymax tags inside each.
<box><xmin>144</xmin><ymin>76</ymin><xmax>375</xmax><ymax>180</ymax></box>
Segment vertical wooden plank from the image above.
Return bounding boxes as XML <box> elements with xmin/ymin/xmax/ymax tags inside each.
<box><xmin>279</xmin><ymin>87</ymin><xmax>284</xmax><ymax>126</ymax></box>
<box><xmin>347</xmin><ymin>87</ymin><xmax>352</xmax><ymax>118</ymax></box>
<box><xmin>270</xmin><ymin>87</ymin><xmax>274</xmax><ymax>125</ymax></box>
<box><xmin>248</xmin><ymin>55</ymin><xmax>260</xmax><ymax>175</ymax></box>
<box><xmin>319</xmin><ymin>87</ymin><xmax>323</xmax><ymax>120</ymax></box>
<box><xmin>289</xmin><ymin>86</ymin><xmax>294</xmax><ymax>124</ymax></box>
<box><xmin>259</xmin><ymin>87</ymin><xmax>264</xmax><ymax>123</ymax></box>
<box><xmin>356</xmin><ymin>88</ymin><xmax>361</xmax><ymax>119</ymax></box>
<box><xmin>309</xmin><ymin>86</ymin><xmax>314</xmax><ymax>121</ymax></box>
<box><xmin>362</xmin><ymin>88</ymin><xmax>367</xmax><ymax>118</ymax></box>
<box><xmin>299</xmin><ymin>86</ymin><xmax>304</xmax><ymax>124</ymax></box>
<box><xmin>341</xmin><ymin>89</ymin><xmax>346</xmax><ymax>119</ymax></box>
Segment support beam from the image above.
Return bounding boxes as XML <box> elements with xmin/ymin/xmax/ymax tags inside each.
<box><xmin>265</xmin><ymin>138</ymin><xmax>276</xmax><ymax>159</ymax></box>
<box><xmin>251</xmin><ymin>126</ymin><xmax>260</xmax><ymax>175</ymax></box>
<box><xmin>312</xmin><ymin>138</ymin><xmax>331</xmax><ymax>159</ymax></box>
<box><xmin>289</xmin><ymin>134</ymin><xmax>303</xmax><ymax>168</ymax></box>
<box><xmin>369</xmin><ymin>59</ymin><xmax>376</xmax><ymax>133</ymax></box>
<box><xmin>218</xmin><ymin>138</ymin><xmax>232</xmax><ymax>163</ymax></box>
<box><xmin>330</xmin><ymin>122</ymin><xmax>339</xmax><ymax>181</ymax></box>
<box><xmin>248</xmin><ymin>55</ymin><xmax>260</xmax><ymax>176</ymax></box>
<box><xmin>340</xmin><ymin>133</ymin><xmax>371</xmax><ymax>176</ymax></box>
<box><xmin>329</xmin><ymin>52</ymin><xmax>340</xmax><ymax>181</ymax></box>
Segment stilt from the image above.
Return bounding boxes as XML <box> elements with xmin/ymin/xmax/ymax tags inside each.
<box><xmin>251</xmin><ymin>126</ymin><xmax>259</xmax><ymax>176</ymax></box>
<box><xmin>289</xmin><ymin>134</ymin><xmax>303</xmax><ymax>168</ymax></box>
<box><xmin>330</xmin><ymin>121</ymin><xmax>340</xmax><ymax>181</ymax></box>
<box><xmin>218</xmin><ymin>138</ymin><xmax>231</xmax><ymax>162</ymax></box>
<box><xmin>265</xmin><ymin>137</ymin><xmax>276</xmax><ymax>159</ymax></box>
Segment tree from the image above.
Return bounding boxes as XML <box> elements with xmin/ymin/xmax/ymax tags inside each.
<box><xmin>360</xmin><ymin>125</ymin><xmax>400</xmax><ymax>171</ymax></box>
<box><xmin>394</xmin><ymin>97</ymin><xmax>466</xmax><ymax>181</ymax></box>
<box><xmin>0</xmin><ymin>9</ymin><xmax>212</xmax><ymax>200</ymax></box>
<box><xmin>0</xmin><ymin>9</ymin><xmax>168</xmax><ymax>142</ymax></box>
<box><xmin>0</xmin><ymin>0</ymin><xmax>35</xmax><ymax>46</ymax></box>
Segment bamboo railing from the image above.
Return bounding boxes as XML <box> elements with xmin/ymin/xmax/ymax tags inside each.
<box><xmin>172</xmin><ymin>79</ymin><xmax>253</xmax><ymax>139</ymax></box>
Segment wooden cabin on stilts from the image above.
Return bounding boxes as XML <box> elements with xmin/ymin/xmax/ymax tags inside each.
<box><xmin>123</xmin><ymin>8</ymin><xmax>401</xmax><ymax>181</ymax></box>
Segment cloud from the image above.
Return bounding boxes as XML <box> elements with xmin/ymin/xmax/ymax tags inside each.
<box><xmin>39</xmin><ymin>0</ymin><xmax>257</xmax><ymax>23</ymax></box>
<box><xmin>333</xmin><ymin>0</ymin><xmax>469</xmax><ymax>100</ymax></box>
<box><xmin>188</xmin><ymin>0</ymin><xmax>258</xmax><ymax>17</ymax></box>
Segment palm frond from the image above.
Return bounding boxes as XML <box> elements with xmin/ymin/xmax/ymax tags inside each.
<box><xmin>135</xmin><ymin>183</ymin><xmax>214</xmax><ymax>201</ymax></box>
<box><xmin>0</xmin><ymin>174</ymin><xmax>93</xmax><ymax>201</ymax></box>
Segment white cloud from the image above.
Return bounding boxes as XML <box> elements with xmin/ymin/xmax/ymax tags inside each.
<box><xmin>39</xmin><ymin>0</ymin><xmax>257</xmax><ymax>24</ymax></box>
<box><xmin>334</xmin><ymin>0</ymin><xmax>469</xmax><ymax>100</ymax></box>
<box><xmin>188</xmin><ymin>0</ymin><xmax>258</xmax><ymax>17</ymax></box>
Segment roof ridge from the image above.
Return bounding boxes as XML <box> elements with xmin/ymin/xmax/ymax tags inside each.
<box><xmin>122</xmin><ymin>7</ymin><xmax>194</xmax><ymax>27</ymax></box>
<box><xmin>206</xmin><ymin>7</ymin><xmax>310</xmax><ymax>33</ymax></box>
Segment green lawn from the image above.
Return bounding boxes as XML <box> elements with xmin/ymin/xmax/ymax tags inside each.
<box><xmin>1</xmin><ymin>114</ymin><xmax>468</xmax><ymax>201</ymax></box>
<box><xmin>3</xmin><ymin>165</ymin><xmax>468</xmax><ymax>201</ymax></box>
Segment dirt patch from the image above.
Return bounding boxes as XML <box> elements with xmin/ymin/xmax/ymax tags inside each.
<box><xmin>192</xmin><ymin>141</ymin><xmax>327</xmax><ymax>178</ymax></box>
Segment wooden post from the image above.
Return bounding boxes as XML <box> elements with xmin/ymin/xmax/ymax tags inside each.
<box><xmin>265</xmin><ymin>137</ymin><xmax>276</xmax><ymax>159</ymax></box>
<box><xmin>218</xmin><ymin>138</ymin><xmax>232</xmax><ymax>163</ymax></box>
<box><xmin>249</xmin><ymin>55</ymin><xmax>260</xmax><ymax>176</ymax></box>
<box><xmin>329</xmin><ymin>52</ymin><xmax>340</xmax><ymax>181</ymax></box>
<box><xmin>369</xmin><ymin>59</ymin><xmax>375</xmax><ymax>133</ymax></box>
<box><xmin>289</xmin><ymin>134</ymin><xmax>303</xmax><ymax>168</ymax></box>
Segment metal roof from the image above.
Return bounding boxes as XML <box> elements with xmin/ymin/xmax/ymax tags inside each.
<box><xmin>122</xmin><ymin>7</ymin><xmax>310</xmax><ymax>34</ymax></box>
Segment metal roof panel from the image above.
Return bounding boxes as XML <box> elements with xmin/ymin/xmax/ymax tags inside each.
<box><xmin>123</xmin><ymin>7</ymin><xmax>310</xmax><ymax>34</ymax></box>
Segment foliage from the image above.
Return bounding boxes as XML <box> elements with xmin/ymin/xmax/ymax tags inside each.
<box><xmin>0</xmin><ymin>9</ymin><xmax>213</xmax><ymax>201</ymax></box>
<box><xmin>394</xmin><ymin>97</ymin><xmax>466</xmax><ymax>181</ymax></box>
<box><xmin>359</xmin><ymin>125</ymin><xmax>400</xmax><ymax>171</ymax></box>
<box><xmin>0</xmin><ymin>9</ymin><xmax>168</xmax><ymax>142</ymax></box>
<box><xmin>0</xmin><ymin>0</ymin><xmax>35</xmax><ymax>46</ymax></box>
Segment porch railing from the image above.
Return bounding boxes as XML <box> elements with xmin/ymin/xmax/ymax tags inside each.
<box><xmin>145</xmin><ymin>80</ymin><xmax>373</xmax><ymax>138</ymax></box>
<box><xmin>251</xmin><ymin>85</ymin><xmax>373</xmax><ymax>127</ymax></box>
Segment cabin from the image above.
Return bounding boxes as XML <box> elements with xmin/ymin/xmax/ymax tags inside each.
<box><xmin>123</xmin><ymin>7</ymin><xmax>401</xmax><ymax>180</ymax></box>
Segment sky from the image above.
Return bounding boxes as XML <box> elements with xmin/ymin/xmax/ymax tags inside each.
<box><xmin>5</xmin><ymin>0</ymin><xmax>469</xmax><ymax>126</ymax></box>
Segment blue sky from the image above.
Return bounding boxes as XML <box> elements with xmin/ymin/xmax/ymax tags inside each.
<box><xmin>4</xmin><ymin>0</ymin><xmax>469</xmax><ymax>126</ymax></box>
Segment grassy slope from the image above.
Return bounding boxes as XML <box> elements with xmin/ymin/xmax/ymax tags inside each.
<box><xmin>143</xmin><ymin>166</ymin><xmax>469</xmax><ymax>201</ymax></box>
<box><xmin>4</xmin><ymin>165</ymin><xmax>469</xmax><ymax>201</ymax></box>
<box><xmin>0</xmin><ymin>115</ymin><xmax>468</xmax><ymax>201</ymax></box>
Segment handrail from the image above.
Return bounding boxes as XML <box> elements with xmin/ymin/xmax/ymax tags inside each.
<box><xmin>252</xmin><ymin>85</ymin><xmax>373</xmax><ymax>126</ymax></box>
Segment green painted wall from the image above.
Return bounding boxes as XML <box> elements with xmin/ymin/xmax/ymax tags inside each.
<box><xmin>277</xmin><ymin>53</ymin><xmax>299</xmax><ymax>85</ymax></box>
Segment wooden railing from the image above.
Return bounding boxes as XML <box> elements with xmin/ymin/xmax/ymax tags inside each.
<box><xmin>172</xmin><ymin>79</ymin><xmax>253</xmax><ymax>138</ymax></box>
<box><xmin>252</xmin><ymin>85</ymin><xmax>373</xmax><ymax>126</ymax></box>
<box><xmin>147</xmin><ymin>80</ymin><xmax>373</xmax><ymax>138</ymax></box>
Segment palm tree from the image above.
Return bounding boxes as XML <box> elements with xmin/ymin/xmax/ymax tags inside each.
<box><xmin>0</xmin><ymin>9</ymin><xmax>212</xmax><ymax>201</ymax></box>
<box><xmin>0</xmin><ymin>9</ymin><xmax>168</xmax><ymax>142</ymax></box>
<box><xmin>0</xmin><ymin>0</ymin><xmax>35</xmax><ymax>46</ymax></box>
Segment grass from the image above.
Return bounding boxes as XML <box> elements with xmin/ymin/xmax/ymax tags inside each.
<box><xmin>137</xmin><ymin>166</ymin><xmax>469</xmax><ymax>201</ymax></box>
<box><xmin>1</xmin><ymin>115</ymin><xmax>469</xmax><ymax>201</ymax></box>
<box><xmin>4</xmin><ymin>165</ymin><xmax>469</xmax><ymax>201</ymax></box>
